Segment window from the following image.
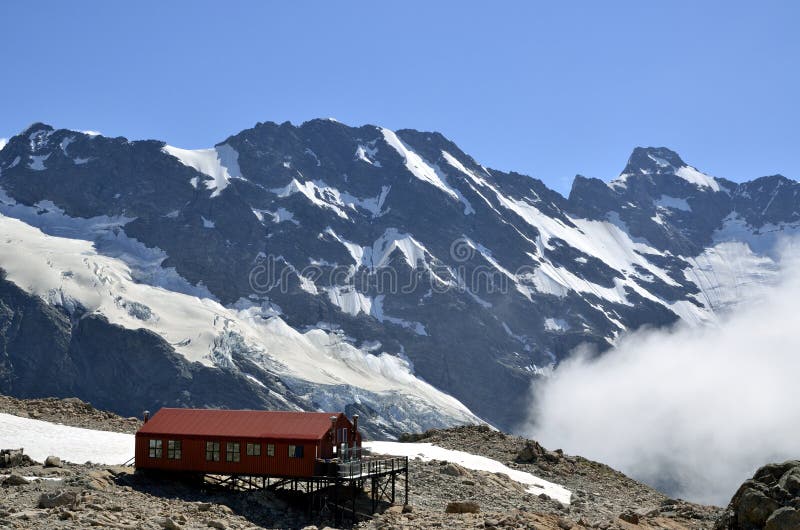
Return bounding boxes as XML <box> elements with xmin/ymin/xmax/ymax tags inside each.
<box><xmin>205</xmin><ymin>441</ymin><xmax>220</xmax><ymax>462</ymax></box>
<box><xmin>148</xmin><ymin>439</ymin><xmax>162</xmax><ymax>458</ymax></box>
<box><xmin>226</xmin><ymin>442</ymin><xmax>240</xmax><ymax>462</ymax></box>
<box><xmin>167</xmin><ymin>440</ymin><xmax>181</xmax><ymax>460</ymax></box>
<box><xmin>288</xmin><ymin>444</ymin><xmax>304</xmax><ymax>458</ymax></box>
<box><xmin>266</xmin><ymin>444</ymin><xmax>275</xmax><ymax>457</ymax></box>
<box><xmin>246</xmin><ymin>443</ymin><xmax>260</xmax><ymax>456</ymax></box>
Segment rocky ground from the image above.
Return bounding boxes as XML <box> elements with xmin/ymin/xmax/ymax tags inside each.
<box><xmin>0</xmin><ymin>395</ymin><xmax>140</xmax><ymax>434</ymax></box>
<box><xmin>358</xmin><ymin>426</ymin><xmax>721</xmax><ymax>530</ymax></box>
<box><xmin>3</xmin><ymin>395</ymin><xmax>790</xmax><ymax>530</ymax></box>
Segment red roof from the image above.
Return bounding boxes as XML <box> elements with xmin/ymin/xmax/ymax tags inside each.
<box><xmin>137</xmin><ymin>409</ymin><xmax>344</xmax><ymax>440</ymax></box>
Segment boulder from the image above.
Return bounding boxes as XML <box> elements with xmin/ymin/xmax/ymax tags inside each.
<box><xmin>38</xmin><ymin>490</ymin><xmax>78</xmax><ymax>509</ymax></box>
<box><xmin>152</xmin><ymin>516</ymin><xmax>182</xmax><ymax>529</ymax></box>
<box><xmin>44</xmin><ymin>455</ymin><xmax>62</xmax><ymax>468</ymax></box>
<box><xmin>445</xmin><ymin>501</ymin><xmax>480</xmax><ymax>514</ymax></box>
<box><xmin>779</xmin><ymin>467</ymin><xmax>800</xmax><ymax>496</ymax></box>
<box><xmin>439</xmin><ymin>462</ymin><xmax>469</xmax><ymax>477</ymax></box>
<box><xmin>515</xmin><ymin>441</ymin><xmax>546</xmax><ymax>463</ymax></box>
<box><xmin>0</xmin><ymin>448</ymin><xmax>36</xmax><ymax>468</ymax></box>
<box><xmin>619</xmin><ymin>510</ymin><xmax>640</xmax><ymax>524</ymax></box>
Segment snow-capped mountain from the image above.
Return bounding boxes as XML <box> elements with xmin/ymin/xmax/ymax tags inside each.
<box><xmin>0</xmin><ymin>121</ymin><xmax>797</xmax><ymax>434</ymax></box>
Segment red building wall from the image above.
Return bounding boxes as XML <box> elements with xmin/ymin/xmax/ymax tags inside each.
<box><xmin>135</xmin><ymin>413</ymin><xmax>361</xmax><ymax>478</ymax></box>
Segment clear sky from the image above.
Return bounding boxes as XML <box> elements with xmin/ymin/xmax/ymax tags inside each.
<box><xmin>1</xmin><ymin>1</ymin><xmax>797</xmax><ymax>195</ymax></box>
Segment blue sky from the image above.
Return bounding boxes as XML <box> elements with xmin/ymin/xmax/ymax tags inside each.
<box><xmin>1</xmin><ymin>1</ymin><xmax>797</xmax><ymax>195</ymax></box>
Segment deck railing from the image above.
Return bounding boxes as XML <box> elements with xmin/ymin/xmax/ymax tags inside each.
<box><xmin>337</xmin><ymin>456</ymin><xmax>408</xmax><ymax>479</ymax></box>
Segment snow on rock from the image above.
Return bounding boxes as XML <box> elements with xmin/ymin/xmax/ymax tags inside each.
<box><xmin>0</xmin><ymin>138</ymin><xmax>8</xmax><ymax>151</ymax></box>
<box><xmin>271</xmin><ymin>179</ymin><xmax>389</xmax><ymax>219</ymax></box>
<box><xmin>28</xmin><ymin>154</ymin><xmax>50</xmax><ymax>171</ymax></box>
<box><xmin>0</xmin><ymin>413</ymin><xmax>134</xmax><ymax>465</ymax></box>
<box><xmin>163</xmin><ymin>143</ymin><xmax>242</xmax><ymax>198</ymax></box>
<box><xmin>364</xmin><ymin>441</ymin><xmax>572</xmax><ymax>504</ymax></box>
<box><xmin>371</xmin><ymin>295</ymin><xmax>428</xmax><ymax>336</ymax></box>
<box><xmin>380</xmin><ymin>128</ymin><xmax>459</xmax><ymax>201</ymax></box>
<box><xmin>675</xmin><ymin>165</ymin><xmax>721</xmax><ymax>192</ymax></box>
<box><xmin>326</xmin><ymin>227</ymin><xmax>431</xmax><ymax>271</ymax></box>
<box><xmin>355</xmin><ymin>143</ymin><xmax>381</xmax><ymax>167</ymax></box>
<box><xmin>325</xmin><ymin>286</ymin><xmax>373</xmax><ymax>316</ymax></box>
<box><xmin>655</xmin><ymin>195</ymin><xmax>692</xmax><ymax>211</ymax></box>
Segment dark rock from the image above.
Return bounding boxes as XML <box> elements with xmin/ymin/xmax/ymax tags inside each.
<box><xmin>445</xmin><ymin>501</ymin><xmax>480</xmax><ymax>514</ymax></box>
<box><xmin>618</xmin><ymin>510</ymin><xmax>639</xmax><ymax>524</ymax></box>
<box><xmin>2</xmin><ymin>474</ymin><xmax>30</xmax><ymax>486</ymax></box>
<box><xmin>766</xmin><ymin>507</ymin><xmax>800</xmax><ymax>530</ymax></box>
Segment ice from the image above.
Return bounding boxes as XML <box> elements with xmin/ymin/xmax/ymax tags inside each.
<box><xmin>0</xmin><ymin>212</ymin><xmax>481</xmax><ymax>428</ymax></box>
<box><xmin>0</xmin><ymin>413</ymin><xmax>134</xmax><ymax>465</ymax></box>
<box><xmin>364</xmin><ymin>441</ymin><xmax>571</xmax><ymax>504</ymax></box>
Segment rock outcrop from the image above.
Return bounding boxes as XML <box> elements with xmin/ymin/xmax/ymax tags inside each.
<box><xmin>715</xmin><ymin>460</ymin><xmax>800</xmax><ymax>530</ymax></box>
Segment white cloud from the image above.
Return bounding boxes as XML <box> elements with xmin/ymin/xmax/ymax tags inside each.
<box><xmin>525</xmin><ymin>239</ymin><xmax>800</xmax><ymax>506</ymax></box>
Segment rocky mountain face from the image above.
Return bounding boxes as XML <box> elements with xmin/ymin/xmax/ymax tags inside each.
<box><xmin>0</xmin><ymin>120</ymin><xmax>797</xmax><ymax>433</ymax></box>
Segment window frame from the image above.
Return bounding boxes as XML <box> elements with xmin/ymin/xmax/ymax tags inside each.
<box><xmin>288</xmin><ymin>444</ymin><xmax>304</xmax><ymax>458</ymax></box>
<box><xmin>226</xmin><ymin>442</ymin><xmax>241</xmax><ymax>463</ymax></box>
<box><xmin>167</xmin><ymin>440</ymin><xmax>182</xmax><ymax>460</ymax></box>
<box><xmin>148</xmin><ymin>439</ymin><xmax>162</xmax><ymax>458</ymax></box>
<box><xmin>205</xmin><ymin>441</ymin><xmax>220</xmax><ymax>462</ymax></box>
<box><xmin>246</xmin><ymin>442</ymin><xmax>261</xmax><ymax>456</ymax></box>
<box><xmin>266</xmin><ymin>443</ymin><xmax>275</xmax><ymax>457</ymax></box>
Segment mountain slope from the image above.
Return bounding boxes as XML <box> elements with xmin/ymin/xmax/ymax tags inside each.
<box><xmin>0</xmin><ymin>120</ymin><xmax>797</xmax><ymax>432</ymax></box>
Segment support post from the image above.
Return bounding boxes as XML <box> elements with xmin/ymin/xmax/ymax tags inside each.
<box><xmin>404</xmin><ymin>458</ymin><xmax>409</xmax><ymax>505</ymax></box>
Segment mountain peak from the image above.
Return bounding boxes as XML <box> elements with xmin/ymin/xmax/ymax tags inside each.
<box><xmin>22</xmin><ymin>122</ymin><xmax>55</xmax><ymax>134</ymax></box>
<box><xmin>622</xmin><ymin>146</ymin><xmax>686</xmax><ymax>176</ymax></box>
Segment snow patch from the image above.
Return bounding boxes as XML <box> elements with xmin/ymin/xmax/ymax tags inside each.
<box><xmin>29</xmin><ymin>154</ymin><xmax>50</xmax><ymax>171</ymax></box>
<box><xmin>675</xmin><ymin>166</ymin><xmax>721</xmax><ymax>192</ymax></box>
<box><xmin>655</xmin><ymin>195</ymin><xmax>691</xmax><ymax>212</ymax></box>
<box><xmin>364</xmin><ymin>441</ymin><xmax>571</xmax><ymax>504</ymax></box>
<box><xmin>0</xmin><ymin>413</ymin><xmax>134</xmax><ymax>465</ymax></box>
